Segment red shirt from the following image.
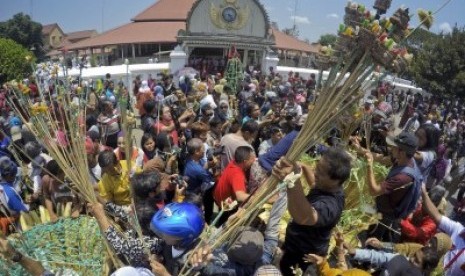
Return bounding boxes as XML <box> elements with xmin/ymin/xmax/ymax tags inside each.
<box><xmin>400</xmin><ymin>204</ymin><xmax>437</xmax><ymax>245</ymax></box>
<box><xmin>155</xmin><ymin>120</ymin><xmax>179</xmax><ymax>146</ymax></box>
<box><xmin>213</xmin><ymin>161</ymin><xmax>246</xmax><ymax>205</ymax></box>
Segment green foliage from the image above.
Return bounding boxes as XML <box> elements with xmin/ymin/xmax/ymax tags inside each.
<box><xmin>0</xmin><ymin>38</ymin><xmax>34</xmax><ymax>83</ymax></box>
<box><xmin>0</xmin><ymin>13</ymin><xmax>44</xmax><ymax>59</ymax></box>
<box><xmin>318</xmin><ymin>33</ymin><xmax>338</xmax><ymax>46</ymax></box>
<box><xmin>403</xmin><ymin>28</ymin><xmax>439</xmax><ymax>55</ymax></box>
<box><xmin>408</xmin><ymin>26</ymin><xmax>465</xmax><ymax>97</ymax></box>
<box><xmin>225</xmin><ymin>57</ymin><xmax>243</xmax><ymax>93</ymax></box>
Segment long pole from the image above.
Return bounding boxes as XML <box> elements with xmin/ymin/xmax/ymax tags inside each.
<box><xmin>293</xmin><ymin>0</ymin><xmax>298</xmax><ymax>33</ymax></box>
<box><xmin>101</xmin><ymin>0</ymin><xmax>105</xmax><ymax>32</ymax></box>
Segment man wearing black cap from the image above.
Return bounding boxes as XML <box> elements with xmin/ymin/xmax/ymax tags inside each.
<box><xmin>364</xmin><ymin>132</ymin><xmax>423</xmax><ymax>243</ymax></box>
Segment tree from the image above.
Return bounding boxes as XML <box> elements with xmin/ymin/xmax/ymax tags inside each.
<box><xmin>408</xmin><ymin>27</ymin><xmax>465</xmax><ymax>97</ymax></box>
<box><xmin>0</xmin><ymin>38</ymin><xmax>35</xmax><ymax>83</ymax></box>
<box><xmin>318</xmin><ymin>34</ymin><xmax>337</xmax><ymax>46</ymax></box>
<box><xmin>403</xmin><ymin>28</ymin><xmax>439</xmax><ymax>56</ymax></box>
<box><xmin>0</xmin><ymin>13</ymin><xmax>44</xmax><ymax>60</ymax></box>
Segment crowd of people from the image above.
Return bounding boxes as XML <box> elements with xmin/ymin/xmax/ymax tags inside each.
<box><xmin>1</xmin><ymin>65</ymin><xmax>465</xmax><ymax>276</ymax></box>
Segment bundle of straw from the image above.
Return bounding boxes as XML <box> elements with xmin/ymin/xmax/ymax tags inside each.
<box><xmin>5</xmin><ymin>61</ymin><xmax>130</xmax><ymax>269</ymax></box>
<box><xmin>7</xmin><ymin>64</ymin><xmax>96</xmax><ymax>204</ymax></box>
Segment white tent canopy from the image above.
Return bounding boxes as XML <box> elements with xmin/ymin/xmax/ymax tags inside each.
<box><xmin>58</xmin><ymin>63</ymin><xmax>170</xmax><ymax>87</ymax></box>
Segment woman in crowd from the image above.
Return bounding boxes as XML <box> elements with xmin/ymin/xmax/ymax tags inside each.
<box><xmin>155</xmin><ymin>105</ymin><xmax>179</xmax><ymax>147</ymax></box>
<box><xmin>113</xmin><ymin>132</ymin><xmax>146</xmax><ymax>169</ymax></box>
<box><xmin>141</xmin><ymin>132</ymin><xmax>157</xmax><ymax>161</ymax></box>
<box><xmin>414</xmin><ymin>123</ymin><xmax>440</xmax><ymax>184</ymax></box>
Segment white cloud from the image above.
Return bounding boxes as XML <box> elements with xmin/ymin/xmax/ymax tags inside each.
<box><xmin>287</xmin><ymin>7</ymin><xmax>293</xmax><ymax>12</ymax></box>
<box><xmin>326</xmin><ymin>13</ymin><xmax>339</xmax><ymax>19</ymax></box>
<box><xmin>439</xmin><ymin>22</ymin><xmax>452</xmax><ymax>34</ymax></box>
<box><xmin>291</xmin><ymin>15</ymin><xmax>311</xmax><ymax>25</ymax></box>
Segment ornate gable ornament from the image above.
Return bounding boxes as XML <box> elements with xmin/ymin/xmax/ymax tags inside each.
<box><xmin>210</xmin><ymin>0</ymin><xmax>250</xmax><ymax>30</ymax></box>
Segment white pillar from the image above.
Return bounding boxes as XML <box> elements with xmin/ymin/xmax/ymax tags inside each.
<box><xmin>170</xmin><ymin>45</ymin><xmax>188</xmax><ymax>83</ymax></box>
<box><xmin>262</xmin><ymin>50</ymin><xmax>280</xmax><ymax>74</ymax></box>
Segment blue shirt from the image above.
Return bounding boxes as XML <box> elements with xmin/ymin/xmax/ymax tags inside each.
<box><xmin>183</xmin><ymin>158</ymin><xmax>214</xmax><ymax>194</ymax></box>
<box><xmin>0</xmin><ymin>137</ymin><xmax>11</xmax><ymax>159</ymax></box>
<box><xmin>259</xmin><ymin>130</ymin><xmax>298</xmax><ymax>173</ymax></box>
<box><xmin>0</xmin><ymin>183</ymin><xmax>28</xmax><ymax>215</ymax></box>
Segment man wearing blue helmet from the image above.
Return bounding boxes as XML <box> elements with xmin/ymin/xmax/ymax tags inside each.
<box><xmin>150</xmin><ymin>202</ymin><xmax>205</xmax><ymax>275</ymax></box>
<box><xmin>89</xmin><ymin>201</ymin><xmax>204</xmax><ymax>275</ymax></box>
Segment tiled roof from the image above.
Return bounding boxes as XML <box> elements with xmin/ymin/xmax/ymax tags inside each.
<box><xmin>42</xmin><ymin>23</ymin><xmax>60</xmax><ymax>35</ymax></box>
<box><xmin>66</xmin><ymin>30</ymin><xmax>97</xmax><ymax>41</ymax></box>
<box><xmin>272</xmin><ymin>28</ymin><xmax>320</xmax><ymax>53</ymax></box>
<box><xmin>132</xmin><ymin>0</ymin><xmax>195</xmax><ymax>22</ymax></box>
<box><xmin>66</xmin><ymin>1</ymin><xmax>317</xmax><ymax>53</ymax></box>
<box><xmin>67</xmin><ymin>21</ymin><xmax>184</xmax><ymax>50</ymax></box>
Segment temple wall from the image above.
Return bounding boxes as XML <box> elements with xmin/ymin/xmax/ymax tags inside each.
<box><xmin>188</xmin><ymin>0</ymin><xmax>267</xmax><ymax>38</ymax></box>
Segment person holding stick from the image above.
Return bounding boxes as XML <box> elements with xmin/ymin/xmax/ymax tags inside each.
<box><xmin>362</xmin><ymin>132</ymin><xmax>423</xmax><ymax>243</ymax></box>
<box><xmin>272</xmin><ymin>148</ymin><xmax>352</xmax><ymax>276</ymax></box>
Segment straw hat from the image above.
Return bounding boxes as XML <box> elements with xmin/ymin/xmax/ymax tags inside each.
<box><xmin>433</xmin><ymin>232</ymin><xmax>452</xmax><ymax>256</ymax></box>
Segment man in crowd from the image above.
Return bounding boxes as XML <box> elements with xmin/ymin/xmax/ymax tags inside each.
<box><xmin>0</xmin><ymin>157</ymin><xmax>28</xmax><ymax>234</ymax></box>
<box><xmin>364</xmin><ymin>132</ymin><xmax>423</xmax><ymax>243</ymax></box>
<box><xmin>184</xmin><ymin>138</ymin><xmax>215</xmax><ymax>197</ymax></box>
<box><xmin>272</xmin><ymin>148</ymin><xmax>352</xmax><ymax>275</ymax></box>
<box><xmin>220</xmin><ymin>120</ymin><xmax>258</xmax><ymax>170</ymax></box>
<box><xmin>214</xmin><ymin>146</ymin><xmax>256</xmax><ymax>225</ymax></box>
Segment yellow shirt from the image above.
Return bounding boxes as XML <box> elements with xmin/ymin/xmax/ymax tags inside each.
<box><xmin>318</xmin><ymin>260</ymin><xmax>370</xmax><ymax>276</ymax></box>
<box><xmin>98</xmin><ymin>161</ymin><xmax>132</xmax><ymax>206</ymax></box>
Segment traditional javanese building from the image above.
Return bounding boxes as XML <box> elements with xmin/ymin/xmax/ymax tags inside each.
<box><xmin>66</xmin><ymin>0</ymin><xmax>320</xmax><ymax>71</ymax></box>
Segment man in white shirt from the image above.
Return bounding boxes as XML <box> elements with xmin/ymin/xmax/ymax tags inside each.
<box><xmin>421</xmin><ymin>184</ymin><xmax>465</xmax><ymax>276</ymax></box>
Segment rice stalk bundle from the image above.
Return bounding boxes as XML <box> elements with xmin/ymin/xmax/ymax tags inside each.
<box><xmin>6</xmin><ymin>63</ymin><xmax>133</xmax><ymax>269</ymax></box>
<box><xmin>337</xmin><ymin>104</ymin><xmax>363</xmax><ymax>142</ymax></box>
<box><xmin>0</xmin><ymin>216</ymin><xmax>106</xmax><ymax>276</ymax></box>
<box><xmin>7</xmin><ymin>75</ymin><xmax>96</xmax><ymax>204</ymax></box>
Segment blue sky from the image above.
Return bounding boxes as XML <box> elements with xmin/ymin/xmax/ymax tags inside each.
<box><xmin>0</xmin><ymin>0</ymin><xmax>463</xmax><ymax>42</ymax></box>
